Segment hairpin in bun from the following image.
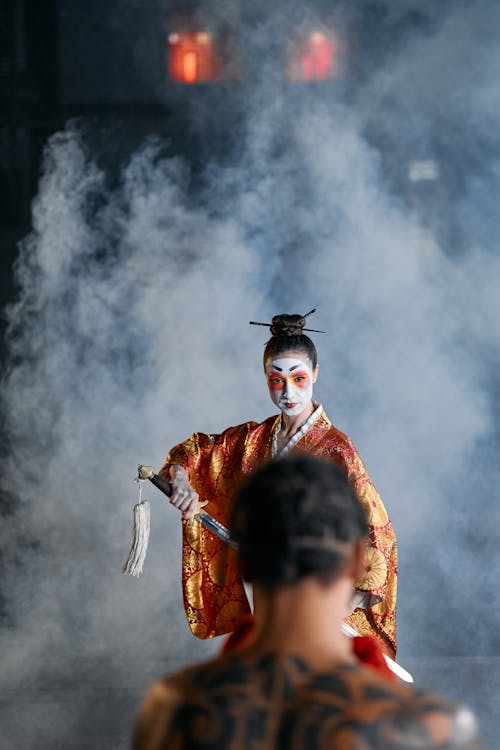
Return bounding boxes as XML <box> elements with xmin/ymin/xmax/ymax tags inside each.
<box><xmin>249</xmin><ymin>308</ymin><xmax>325</xmax><ymax>335</ymax></box>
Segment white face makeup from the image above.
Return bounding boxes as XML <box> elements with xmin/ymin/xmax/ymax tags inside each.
<box><xmin>265</xmin><ymin>356</ymin><xmax>316</xmax><ymax>417</ymax></box>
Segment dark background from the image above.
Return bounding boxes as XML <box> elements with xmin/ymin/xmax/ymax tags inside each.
<box><xmin>0</xmin><ymin>0</ymin><xmax>469</xmax><ymax>339</ymax></box>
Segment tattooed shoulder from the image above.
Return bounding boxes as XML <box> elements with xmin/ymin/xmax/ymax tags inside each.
<box><xmin>290</xmin><ymin>665</ymin><xmax>481</xmax><ymax>750</ymax></box>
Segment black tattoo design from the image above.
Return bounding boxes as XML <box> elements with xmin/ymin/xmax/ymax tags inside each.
<box><xmin>134</xmin><ymin>653</ymin><xmax>481</xmax><ymax>750</ymax></box>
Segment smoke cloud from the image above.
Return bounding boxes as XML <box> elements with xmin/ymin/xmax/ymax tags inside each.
<box><xmin>2</xmin><ymin>1</ymin><xmax>500</xmax><ymax>747</ymax></box>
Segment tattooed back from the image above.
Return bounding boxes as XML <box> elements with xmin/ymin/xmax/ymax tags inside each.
<box><xmin>133</xmin><ymin>651</ymin><xmax>481</xmax><ymax>750</ymax></box>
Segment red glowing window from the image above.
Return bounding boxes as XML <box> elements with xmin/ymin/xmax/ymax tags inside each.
<box><xmin>286</xmin><ymin>31</ymin><xmax>339</xmax><ymax>82</ymax></box>
<box><xmin>168</xmin><ymin>30</ymin><xmax>237</xmax><ymax>84</ymax></box>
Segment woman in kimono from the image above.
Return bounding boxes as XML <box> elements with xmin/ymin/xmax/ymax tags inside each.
<box><xmin>159</xmin><ymin>312</ymin><xmax>397</xmax><ymax>657</ymax></box>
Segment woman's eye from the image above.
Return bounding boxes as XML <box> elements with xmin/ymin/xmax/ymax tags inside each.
<box><xmin>273</xmin><ymin>379</ymin><xmax>284</xmax><ymax>385</ymax></box>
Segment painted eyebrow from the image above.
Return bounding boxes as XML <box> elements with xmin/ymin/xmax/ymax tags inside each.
<box><xmin>270</xmin><ymin>364</ymin><xmax>307</xmax><ymax>373</ymax></box>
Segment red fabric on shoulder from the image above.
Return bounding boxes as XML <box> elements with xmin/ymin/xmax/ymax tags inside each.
<box><xmin>220</xmin><ymin>614</ymin><xmax>255</xmax><ymax>655</ymax></box>
<box><xmin>352</xmin><ymin>635</ymin><xmax>396</xmax><ymax>681</ymax></box>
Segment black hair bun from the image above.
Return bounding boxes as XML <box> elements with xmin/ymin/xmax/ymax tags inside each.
<box><xmin>249</xmin><ymin>308</ymin><xmax>324</xmax><ymax>336</ymax></box>
<box><xmin>270</xmin><ymin>314</ymin><xmax>307</xmax><ymax>337</ymax></box>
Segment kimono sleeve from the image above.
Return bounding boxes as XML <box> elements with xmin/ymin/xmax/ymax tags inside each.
<box><xmin>158</xmin><ymin>431</ymin><xmax>219</xmax><ymax>482</ymax></box>
<box><xmin>343</xmin><ymin>438</ymin><xmax>398</xmax><ymax>656</ymax></box>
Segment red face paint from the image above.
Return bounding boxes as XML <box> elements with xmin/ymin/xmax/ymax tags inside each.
<box><xmin>267</xmin><ymin>372</ymin><xmax>286</xmax><ymax>391</ymax></box>
<box><xmin>265</xmin><ymin>357</ymin><xmax>316</xmax><ymax>417</ymax></box>
<box><xmin>290</xmin><ymin>371</ymin><xmax>310</xmax><ymax>388</ymax></box>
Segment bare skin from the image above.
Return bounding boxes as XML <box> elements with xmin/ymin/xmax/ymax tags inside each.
<box><xmin>246</xmin><ymin>542</ymin><xmax>363</xmax><ymax>669</ymax></box>
<box><xmin>168</xmin><ymin>464</ymin><xmax>200</xmax><ymax>519</ymax></box>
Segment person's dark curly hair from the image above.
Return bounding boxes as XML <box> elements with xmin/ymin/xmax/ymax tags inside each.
<box><xmin>230</xmin><ymin>454</ymin><xmax>368</xmax><ymax>589</ymax></box>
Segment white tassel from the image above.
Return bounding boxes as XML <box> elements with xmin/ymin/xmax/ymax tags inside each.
<box><xmin>123</xmin><ymin>480</ymin><xmax>151</xmax><ymax>577</ymax></box>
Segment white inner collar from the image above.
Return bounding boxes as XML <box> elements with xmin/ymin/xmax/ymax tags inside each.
<box><xmin>271</xmin><ymin>403</ymin><xmax>323</xmax><ymax>458</ymax></box>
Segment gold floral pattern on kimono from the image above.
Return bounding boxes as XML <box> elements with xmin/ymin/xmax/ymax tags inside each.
<box><xmin>160</xmin><ymin>411</ymin><xmax>397</xmax><ymax>655</ymax></box>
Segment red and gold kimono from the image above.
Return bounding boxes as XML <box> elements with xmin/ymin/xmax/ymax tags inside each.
<box><xmin>160</xmin><ymin>409</ymin><xmax>397</xmax><ymax>656</ymax></box>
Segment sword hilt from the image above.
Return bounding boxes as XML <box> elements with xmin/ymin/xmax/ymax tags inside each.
<box><xmin>138</xmin><ymin>465</ymin><xmax>173</xmax><ymax>496</ymax></box>
<box><xmin>138</xmin><ymin>466</ymin><xmax>236</xmax><ymax>547</ymax></box>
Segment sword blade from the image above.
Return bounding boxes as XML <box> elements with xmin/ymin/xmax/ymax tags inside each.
<box><xmin>341</xmin><ymin>622</ymin><xmax>413</xmax><ymax>683</ymax></box>
<box><xmin>194</xmin><ymin>509</ymin><xmax>238</xmax><ymax>549</ymax></box>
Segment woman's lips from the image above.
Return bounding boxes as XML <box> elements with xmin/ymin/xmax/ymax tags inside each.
<box><xmin>284</xmin><ymin>402</ymin><xmax>297</xmax><ymax>409</ymax></box>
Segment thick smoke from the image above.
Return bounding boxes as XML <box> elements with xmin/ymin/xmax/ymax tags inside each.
<box><xmin>2</xmin><ymin>1</ymin><xmax>500</xmax><ymax>748</ymax></box>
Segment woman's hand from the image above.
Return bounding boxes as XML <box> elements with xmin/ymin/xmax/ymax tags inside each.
<box><xmin>168</xmin><ymin>464</ymin><xmax>201</xmax><ymax>520</ymax></box>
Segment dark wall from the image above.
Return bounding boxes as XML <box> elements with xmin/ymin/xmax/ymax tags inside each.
<box><xmin>1</xmin><ymin>0</ymin><xmax>60</xmax><ymax>347</ymax></box>
<box><xmin>0</xmin><ymin>0</ymin><xmax>173</xmax><ymax>355</ymax></box>
<box><xmin>59</xmin><ymin>0</ymin><xmax>169</xmax><ymax>107</ymax></box>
